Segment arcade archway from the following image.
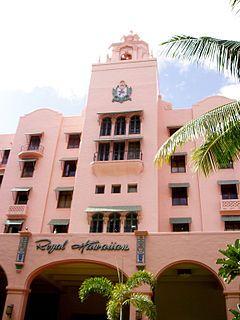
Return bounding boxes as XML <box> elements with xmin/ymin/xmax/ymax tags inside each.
<box><xmin>0</xmin><ymin>267</ymin><xmax>7</xmax><ymax>319</ymax></box>
<box><xmin>24</xmin><ymin>261</ymin><xmax>129</xmax><ymax>320</ymax></box>
<box><xmin>155</xmin><ymin>262</ymin><xmax>226</xmax><ymax>320</ymax></box>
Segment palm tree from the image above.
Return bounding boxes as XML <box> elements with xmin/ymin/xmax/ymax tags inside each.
<box><xmin>154</xmin><ymin>0</ymin><xmax>240</xmax><ymax>176</ymax></box>
<box><xmin>79</xmin><ymin>270</ymin><xmax>156</xmax><ymax>320</ymax></box>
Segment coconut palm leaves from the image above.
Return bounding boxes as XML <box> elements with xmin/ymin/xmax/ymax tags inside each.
<box><xmin>155</xmin><ymin>100</ymin><xmax>240</xmax><ymax>175</ymax></box>
<box><xmin>160</xmin><ymin>35</ymin><xmax>240</xmax><ymax>81</ymax></box>
<box><xmin>217</xmin><ymin>239</ymin><xmax>240</xmax><ymax>284</ymax></box>
<box><xmin>230</xmin><ymin>0</ymin><xmax>240</xmax><ymax>12</ymax></box>
<box><xmin>79</xmin><ymin>270</ymin><xmax>156</xmax><ymax>320</ymax></box>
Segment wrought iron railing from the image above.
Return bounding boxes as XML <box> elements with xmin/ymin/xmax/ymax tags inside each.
<box><xmin>93</xmin><ymin>151</ymin><xmax>143</xmax><ymax>162</ymax></box>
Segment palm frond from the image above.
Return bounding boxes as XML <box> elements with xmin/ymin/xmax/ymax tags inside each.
<box><xmin>127</xmin><ymin>293</ymin><xmax>157</xmax><ymax>320</ymax></box>
<box><xmin>106</xmin><ymin>299</ymin><xmax>120</xmax><ymax>320</ymax></box>
<box><xmin>160</xmin><ymin>35</ymin><xmax>240</xmax><ymax>81</ymax></box>
<box><xmin>79</xmin><ymin>277</ymin><xmax>113</xmax><ymax>301</ymax></box>
<box><xmin>191</xmin><ymin>122</ymin><xmax>240</xmax><ymax>175</ymax></box>
<box><xmin>154</xmin><ymin>101</ymin><xmax>240</xmax><ymax>168</ymax></box>
<box><xmin>230</xmin><ymin>0</ymin><xmax>240</xmax><ymax>13</ymax></box>
<box><xmin>126</xmin><ymin>270</ymin><xmax>156</xmax><ymax>290</ymax></box>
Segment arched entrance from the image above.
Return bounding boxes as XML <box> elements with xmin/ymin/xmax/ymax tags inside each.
<box><xmin>0</xmin><ymin>267</ymin><xmax>7</xmax><ymax>319</ymax></box>
<box><xmin>24</xmin><ymin>261</ymin><xmax>129</xmax><ymax>320</ymax></box>
<box><xmin>155</xmin><ymin>261</ymin><xmax>226</xmax><ymax>320</ymax></box>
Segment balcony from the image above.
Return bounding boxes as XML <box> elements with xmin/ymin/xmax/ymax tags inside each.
<box><xmin>91</xmin><ymin>151</ymin><xmax>144</xmax><ymax>176</ymax></box>
<box><xmin>7</xmin><ymin>205</ymin><xmax>28</xmax><ymax>219</ymax></box>
<box><xmin>18</xmin><ymin>144</ymin><xmax>44</xmax><ymax>159</ymax></box>
<box><xmin>220</xmin><ymin>199</ymin><xmax>240</xmax><ymax>214</ymax></box>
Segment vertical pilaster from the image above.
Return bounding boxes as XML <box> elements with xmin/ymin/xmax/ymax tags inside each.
<box><xmin>3</xmin><ymin>287</ymin><xmax>30</xmax><ymax>320</ymax></box>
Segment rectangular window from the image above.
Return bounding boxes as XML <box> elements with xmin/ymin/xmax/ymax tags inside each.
<box><xmin>62</xmin><ymin>160</ymin><xmax>77</xmax><ymax>177</ymax></box>
<box><xmin>113</xmin><ymin>142</ymin><xmax>125</xmax><ymax>160</ymax></box>
<box><xmin>172</xmin><ymin>187</ymin><xmax>188</xmax><ymax>205</ymax></box>
<box><xmin>172</xmin><ymin>223</ymin><xmax>190</xmax><ymax>232</ymax></box>
<box><xmin>15</xmin><ymin>191</ymin><xmax>29</xmax><ymax>205</ymax></box>
<box><xmin>128</xmin><ymin>184</ymin><xmax>138</xmax><ymax>193</ymax></box>
<box><xmin>67</xmin><ymin>134</ymin><xmax>81</xmax><ymax>149</ymax></box>
<box><xmin>53</xmin><ymin>225</ymin><xmax>69</xmax><ymax>233</ymax></box>
<box><xmin>4</xmin><ymin>224</ymin><xmax>22</xmax><ymax>233</ymax></box>
<box><xmin>0</xmin><ymin>175</ymin><xmax>3</xmax><ymax>186</ymax></box>
<box><xmin>57</xmin><ymin>191</ymin><xmax>73</xmax><ymax>208</ymax></box>
<box><xmin>95</xmin><ymin>185</ymin><xmax>105</xmax><ymax>194</ymax></box>
<box><xmin>169</xmin><ymin>127</ymin><xmax>181</xmax><ymax>136</ymax></box>
<box><xmin>128</xmin><ymin>141</ymin><xmax>141</xmax><ymax>160</ymax></box>
<box><xmin>98</xmin><ymin>143</ymin><xmax>110</xmax><ymax>161</ymax></box>
<box><xmin>225</xmin><ymin>221</ymin><xmax>240</xmax><ymax>230</ymax></box>
<box><xmin>111</xmin><ymin>185</ymin><xmax>121</xmax><ymax>193</ymax></box>
<box><xmin>171</xmin><ymin>155</ymin><xmax>186</xmax><ymax>173</ymax></box>
<box><xmin>21</xmin><ymin>161</ymin><xmax>35</xmax><ymax>178</ymax></box>
<box><xmin>1</xmin><ymin>149</ymin><xmax>10</xmax><ymax>164</ymax></box>
<box><xmin>221</xmin><ymin>184</ymin><xmax>238</xmax><ymax>199</ymax></box>
<box><xmin>28</xmin><ymin>135</ymin><xmax>41</xmax><ymax>150</ymax></box>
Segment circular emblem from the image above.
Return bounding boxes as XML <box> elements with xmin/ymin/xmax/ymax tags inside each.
<box><xmin>112</xmin><ymin>80</ymin><xmax>132</xmax><ymax>103</ymax></box>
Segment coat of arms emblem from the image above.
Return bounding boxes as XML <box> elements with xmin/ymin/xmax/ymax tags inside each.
<box><xmin>112</xmin><ymin>80</ymin><xmax>132</xmax><ymax>103</ymax></box>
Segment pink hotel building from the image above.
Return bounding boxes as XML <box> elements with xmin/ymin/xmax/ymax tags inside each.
<box><xmin>0</xmin><ymin>33</ymin><xmax>239</xmax><ymax>320</ymax></box>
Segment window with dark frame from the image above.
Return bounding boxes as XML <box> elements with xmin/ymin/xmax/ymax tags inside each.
<box><xmin>128</xmin><ymin>141</ymin><xmax>141</xmax><ymax>159</ymax></box>
<box><xmin>95</xmin><ymin>185</ymin><xmax>105</xmax><ymax>194</ymax></box>
<box><xmin>21</xmin><ymin>161</ymin><xmax>35</xmax><ymax>178</ymax></box>
<box><xmin>168</xmin><ymin>127</ymin><xmax>181</xmax><ymax>136</ymax></box>
<box><xmin>1</xmin><ymin>149</ymin><xmax>10</xmax><ymax>164</ymax></box>
<box><xmin>4</xmin><ymin>223</ymin><xmax>23</xmax><ymax>233</ymax></box>
<box><xmin>15</xmin><ymin>191</ymin><xmax>29</xmax><ymax>205</ymax></box>
<box><xmin>171</xmin><ymin>155</ymin><xmax>186</xmax><ymax>173</ymax></box>
<box><xmin>124</xmin><ymin>212</ymin><xmax>138</xmax><ymax>232</ymax></box>
<box><xmin>111</xmin><ymin>185</ymin><xmax>121</xmax><ymax>193</ymax></box>
<box><xmin>224</xmin><ymin>221</ymin><xmax>240</xmax><ymax>231</ymax></box>
<box><xmin>90</xmin><ymin>213</ymin><xmax>104</xmax><ymax>233</ymax></box>
<box><xmin>172</xmin><ymin>223</ymin><xmax>190</xmax><ymax>232</ymax></box>
<box><xmin>113</xmin><ymin>142</ymin><xmax>125</xmax><ymax>160</ymax></box>
<box><xmin>107</xmin><ymin>213</ymin><xmax>120</xmax><ymax>232</ymax></box>
<box><xmin>0</xmin><ymin>175</ymin><xmax>3</xmax><ymax>186</ymax></box>
<box><xmin>128</xmin><ymin>184</ymin><xmax>138</xmax><ymax>193</ymax></box>
<box><xmin>62</xmin><ymin>160</ymin><xmax>77</xmax><ymax>177</ymax></box>
<box><xmin>98</xmin><ymin>143</ymin><xmax>110</xmax><ymax>161</ymax></box>
<box><xmin>52</xmin><ymin>225</ymin><xmax>69</xmax><ymax>233</ymax></box>
<box><xmin>100</xmin><ymin>117</ymin><xmax>112</xmax><ymax>136</ymax></box>
<box><xmin>221</xmin><ymin>184</ymin><xmax>238</xmax><ymax>199</ymax></box>
<box><xmin>114</xmin><ymin>117</ymin><xmax>126</xmax><ymax>135</ymax></box>
<box><xmin>172</xmin><ymin>187</ymin><xmax>188</xmax><ymax>205</ymax></box>
<box><xmin>129</xmin><ymin>116</ymin><xmax>141</xmax><ymax>134</ymax></box>
<box><xmin>57</xmin><ymin>191</ymin><xmax>73</xmax><ymax>208</ymax></box>
<box><xmin>67</xmin><ymin>134</ymin><xmax>81</xmax><ymax>149</ymax></box>
<box><xmin>28</xmin><ymin>135</ymin><xmax>41</xmax><ymax>150</ymax></box>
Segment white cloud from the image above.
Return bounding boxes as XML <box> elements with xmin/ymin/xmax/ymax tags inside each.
<box><xmin>217</xmin><ymin>84</ymin><xmax>240</xmax><ymax>100</ymax></box>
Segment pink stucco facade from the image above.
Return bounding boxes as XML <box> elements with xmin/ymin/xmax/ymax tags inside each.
<box><xmin>0</xmin><ymin>34</ymin><xmax>239</xmax><ymax>320</ymax></box>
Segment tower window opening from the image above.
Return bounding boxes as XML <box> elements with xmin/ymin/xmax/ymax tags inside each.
<box><xmin>121</xmin><ymin>52</ymin><xmax>132</xmax><ymax>60</ymax></box>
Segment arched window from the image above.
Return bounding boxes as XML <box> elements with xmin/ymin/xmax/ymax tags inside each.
<box><xmin>129</xmin><ymin>116</ymin><xmax>141</xmax><ymax>134</ymax></box>
<box><xmin>120</xmin><ymin>52</ymin><xmax>132</xmax><ymax>60</ymax></box>
<box><xmin>90</xmin><ymin>213</ymin><xmax>104</xmax><ymax>233</ymax></box>
<box><xmin>100</xmin><ymin>118</ymin><xmax>112</xmax><ymax>136</ymax></box>
<box><xmin>114</xmin><ymin>117</ymin><xmax>126</xmax><ymax>135</ymax></box>
<box><xmin>107</xmin><ymin>213</ymin><xmax>120</xmax><ymax>233</ymax></box>
<box><xmin>124</xmin><ymin>212</ymin><xmax>138</xmax><ymax>232</ymax></box>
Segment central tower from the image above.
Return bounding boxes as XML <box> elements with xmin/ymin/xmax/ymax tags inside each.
<box><xmin>70</xmin><ymin>33</ymin><xmax>159</xmax><ymax>233</ymax></box>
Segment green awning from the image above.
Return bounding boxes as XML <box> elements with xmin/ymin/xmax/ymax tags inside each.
<box><xmin>85</xmin><ymin>206</ymin><xmax>142</xmax><ymax>213</ymax></box>
<box><xmin>221</xmin><ymin>216</ymin><xmax>240</xmax><ymax>222</ymax></box>
<box><xmin>169</xmin><ymin>217</ymin><xmax>192</xmax><ymax>224</ymax></box>
<box><xmin>5</xmin><ymin>220</ymin><xmax>24</xmax><ymax>225</ymax></box>
<box><xmin>59</xmin><ymin>157</ymin><xmax>78</xmax><ymax>161</ymax></box>
<box><xmin>18</xmin><ymin>159</ymin><xmax>37</xmax><ymax>162</ymax></box>
<box><xmin>11</xmin><ymin>187</ymin><xmax>32</xmax><ymax>192</ymax></box>
<box><xmin>217</xmin><ymin>180</ymin><xmax>239</xmax><ymax>185</ymax></box>
<box><xmin>168</xmin><ymin>183</ymin><xmax>190</xmax><ymax>188</ymax></box>
<box><xmin>94</xmin><ymin>136</ymin><xmax>142</xmax><ymax>142</ymax></box>
<box><xmin>48</xmin><ymin>219</ymin><xmax>70</xmax><ymax>226</ymax></box>
<box><xmin>54</xmin><ymin>187</ymin><xmax>74</xmax><ymax>192</ymax></box>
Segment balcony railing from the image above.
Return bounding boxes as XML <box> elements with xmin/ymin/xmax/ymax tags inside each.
<box><xmin>93</xmin><ymin>151</ymin><xmax>143</xmax><ymax>162</ymax></box>
<box><xmin>18</xmin><ymin>144</ymin><xmax>44</xmax><ymax>159</ymax></box>
<box><xmin>221</xmin><ymin>199</ymin><xmax>240</xmax><ymax>211</ymax></box>
<box><xmin>8</xmin><ymin>205</ymin><xmax>28</xmax><ymax>216</ymax></box>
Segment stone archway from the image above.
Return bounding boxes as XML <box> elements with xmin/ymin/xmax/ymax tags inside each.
<box><xmin>155</xmin><ymin>261</ymin><xmax>226</xmax><ymax>320</ymax></box>
<box><xmin>24</xmin><ymin>260</ymin><xmax>129</xmax><ymax>320</ymax></box>
<box><xmin>0</xmin><ymin>267</ymin><xmax>8</xmax><ymax>319</ymax></box>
